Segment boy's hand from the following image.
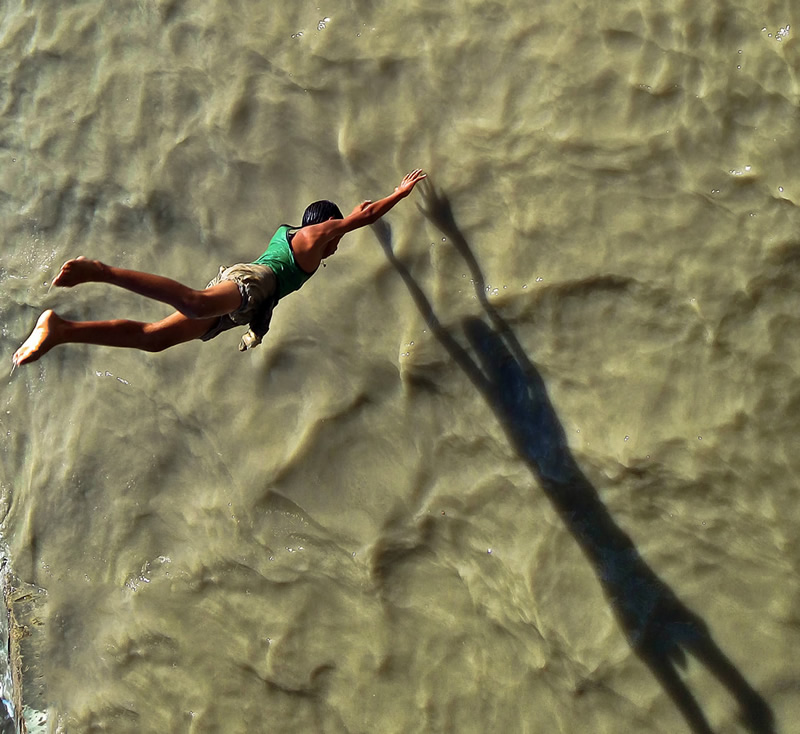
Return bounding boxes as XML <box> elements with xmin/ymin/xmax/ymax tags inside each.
<box><xmin>396</xmin><ymin>169</ymin><xmax>427</xmax><ymax>197</ymax></box>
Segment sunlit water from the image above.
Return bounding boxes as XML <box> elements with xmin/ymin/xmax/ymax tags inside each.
<box><xmin>1</xmin><ymin>1</ymin><xmax>799</xmax><ymax>732</ymax></box>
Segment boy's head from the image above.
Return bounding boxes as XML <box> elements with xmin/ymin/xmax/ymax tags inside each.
<box><xmin>302</xmin><ymin>200</ymin><xmax>343</xmax><ymax>227</ymax></box>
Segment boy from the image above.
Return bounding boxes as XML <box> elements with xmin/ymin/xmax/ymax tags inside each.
<box><xmin>12</xmin><ymin>169</ymin><xmax>426</xmax><ymax>367</ymax></box>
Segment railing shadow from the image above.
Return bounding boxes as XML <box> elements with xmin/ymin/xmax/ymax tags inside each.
<box><xmin>371</xmin><ymin>182</ymin><xmax>776</xmax><ymax>734</ymax></box>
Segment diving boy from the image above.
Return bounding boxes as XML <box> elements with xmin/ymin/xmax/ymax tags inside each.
<box><xmin>12</xmin><ymin>169</ymin><xmax>426</xmax><ymax>366</ymax></box>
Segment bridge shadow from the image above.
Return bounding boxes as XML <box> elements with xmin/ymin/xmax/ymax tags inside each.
<box><xmin>371</xmin><ymin>183</ymin><xmax>775</xmax><ymax>734</ymax></box>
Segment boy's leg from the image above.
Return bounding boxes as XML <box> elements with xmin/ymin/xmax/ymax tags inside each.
<box><xmin>12</xmin><ymin>310</ymin><xmax>217</xmax><ymax>366</ymax></box>
<box><xmin>53</xmin><ymin>257</ymin><xmax>242</xmax><ymax>319</ymax></box>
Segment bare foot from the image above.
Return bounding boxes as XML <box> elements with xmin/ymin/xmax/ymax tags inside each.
<box><xmin>53</xmin><ymin>257</ymin><xmax>106</xmax><ymax>288</ymax></box>
<box><xmin>12</xmin><ymin>311</ymin><xmax>66</xmax><ymax>367</ymax></box>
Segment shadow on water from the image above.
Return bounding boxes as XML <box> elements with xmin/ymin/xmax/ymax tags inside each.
<box><xmin>372</xmin><ymin>183</ymin><xmax>776</xmax><ymax>734</ymax></box>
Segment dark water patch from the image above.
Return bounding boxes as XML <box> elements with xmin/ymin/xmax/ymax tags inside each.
<box><xmin>602</xmin><ymin>28</ymin><xmax>644</xmax><ymax>52</ymax></box>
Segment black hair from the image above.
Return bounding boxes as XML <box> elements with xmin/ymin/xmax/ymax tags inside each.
<box><xmin>301</xmin><ymin>200</ymin><xmax>343</xmax><ymax>227</ymax></box>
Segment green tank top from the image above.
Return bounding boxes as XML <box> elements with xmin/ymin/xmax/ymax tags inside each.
<box><xmin>252</xmin><ymin>226</ymin><xmax>316</xmax><ymax>301</ymax></box>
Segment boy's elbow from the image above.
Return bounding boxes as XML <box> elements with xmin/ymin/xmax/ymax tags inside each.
<box><xmin>348</xmin><ymin>211</ymin><xmax>377</xmax><ymax>229</ymax></box>
<box><xmin>363</xmin><ymin>205</ymin><xmax>382</xmax><ymax>224</ymax></box>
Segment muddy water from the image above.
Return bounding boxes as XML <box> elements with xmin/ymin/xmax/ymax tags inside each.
<box><xmin>1</xmin><ymin>1</ymin><xmax>798</xmax><ymax>732</ymax></box>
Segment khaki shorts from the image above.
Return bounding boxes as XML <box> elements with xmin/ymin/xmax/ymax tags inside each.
<box><xmin>201</xmin><ymin>263</ymin><xmax>278</xmax><ymax>343</ymax></box>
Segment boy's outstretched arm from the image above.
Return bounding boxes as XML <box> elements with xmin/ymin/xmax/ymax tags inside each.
<box><xmin>291</xmin><ymin>169</ymin><xmax>426</xmax><ymax>268</ymax></box>
<box><xmin>343</xmin><ymin>169</ymin><xmax>428</xmax><ymax>228</ymax></box>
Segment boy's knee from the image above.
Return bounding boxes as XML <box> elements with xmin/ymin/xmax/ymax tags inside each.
<box><xmin>141</xmin><ymin>325</ymin><xmax>175</xmax><ymax>352</ymax></box>
<box><xmin>143</xmin><ymin>335</ymin><xmax>170</xmax><ymax>352</ymax></box>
